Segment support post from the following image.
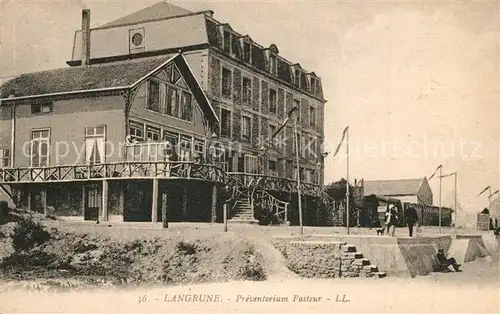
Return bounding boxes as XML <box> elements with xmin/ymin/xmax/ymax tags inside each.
<box><xmin>152</xmin><ymin>179</ymin><xmax>159</xmax><ymax>223</ymax></box>
<box><xmin>81</xmin><ymin>185</ymin><xmax>86</xmax><ymax>217</ymax></box>
<box><xmin>346</xmin><ymin>128</ymin><xmax>350</xmax><ymax>235</ymax></box>
<box><xmin>211</xmin><ymin>184</ymin><xmax>217</xmax><ymax>223</ymax></box>
<box><xmin>41</xmin><ymin>187</ymin><xmax>48</xmax><ymax>217</ymax></box>
<box><xmin>438</xmin><ymin>166</ymin><xmax>442</xmax><ymax>233</ymax></box>
<box><xmin>454</xmin><ymin>172</ymin><xmax>457</xmax><ymax>229</ymax></box>
<box><xmin>162</xmin><ymin>192</ymin><xmax>168</xmax><ymax>228</ymax></box>
<box><xmin>293</xmin><ymin>117</ymin><xmax>303</xmax><ymax>235</ymax></box>
<box><xmin>182</xmin><ymin>183</ymin><xmax>188</xmax><ymax>221</ymax></box>
<box><xmin>27</xmin><ymin>190</ymin><xmax>32</xmax><ymax>212</ymax></box>
<box><xmin>223</xmin><ymin>203</ymin><xmax>228</xmax><ymax>232</ymax></box>
<box><xmin>102</xmin><ymin>180</ymin><xmax>108</xmax><ymax>222</ymax></box>
<box><xmin>118</xmin><ymin>181</ymin><xmax>125</xmax><ymax>220</ymax></box>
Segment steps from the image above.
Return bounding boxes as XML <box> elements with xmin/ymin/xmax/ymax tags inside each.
<box><xmin>341</xmin><ymin>244</ymin><xmax>387</xmax><ymax>278</ymax></box>
<box><xmin>228</xmin><ymin>198</ymin><xmax>259</xmax><ymax>224</ymax></box>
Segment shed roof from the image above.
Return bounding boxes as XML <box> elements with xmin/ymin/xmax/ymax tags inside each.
<box><xmin>363</xmin><ymin>179</ymin><xmax>425</xmax><ymax>196</ymax></box>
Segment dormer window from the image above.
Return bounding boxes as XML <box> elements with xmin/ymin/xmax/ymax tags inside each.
<box><xmin>243</xmin><ymin>41</ymin><xmax>251</xmax><ymax>63</ymax></box>
<box><xmin>269</xmin><ymin>55</ymin><xmax>277</xmax><ymax>76</ymax></box>
<box><xmin>310</xmin><ymin>77</ymin><xmax>317</xmax><ymax>95</ymax></box>
<box><xmin>294</xmin><ymin>69</ymin><xmax>300</xmax><ymax>86</ymax></box>
<box><xmin>223</xmin><ymin>31</ymin><xmax>231</xmax><ymax>53</ymax></box>
<box><xmin>31</xmin><ymin>102</ymin><xmax>53</xmax><ymax>115</ymax></box>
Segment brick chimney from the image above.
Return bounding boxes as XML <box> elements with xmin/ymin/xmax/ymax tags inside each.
<box><xmin>81</xmin><ymin>9</ymin><xmax>91</xmax><ymax>66</ymax></box>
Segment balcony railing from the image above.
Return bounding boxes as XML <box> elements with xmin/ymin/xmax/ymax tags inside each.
<box><xmin>0</xmin><ymin>162</ymin><xmax>322</xmax><ymax>196</ymax></box>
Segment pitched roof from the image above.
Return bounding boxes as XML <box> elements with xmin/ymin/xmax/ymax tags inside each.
<box><xmin>363</xmin><ymin>179</ymin><xmax>424</xmax><ymax>196</ymax></box>
<box><xmin>97</xmin><ymin>2</ymin><xmax>193</xmax><ymax>29</ymax></box>
<box><xmin>0</xmin><ymin>55</ymin><xmax>174</xmax><ymax>98</ymax></box>
<box><xmin>0</xmin><ymin>53</ymin><xmax>219</xmax><ymax>126</ymax></box>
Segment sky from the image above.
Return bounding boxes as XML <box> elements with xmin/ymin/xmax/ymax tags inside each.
<box><xmin>0</xmin><ymin>0</ymin><xmax>499</xmax><ymax>220</ymax></box>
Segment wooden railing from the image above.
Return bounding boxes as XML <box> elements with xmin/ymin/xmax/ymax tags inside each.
<box><xmin>227</xmin><ymin>172</ymin><xmax>321</xmax><ymax>195</ymax></box>
<box><xmin>0</xmin><ymin>161</ymin><xmax>226</xmax><ymax>184</ymax></box>
<box><xmin>0</xmin><ymin>162</ymin><xmax>322</xmax><ymax>196</ymax></box>
<box><xmin>254</xmin><ymin>189</ymin><xmax>289</xmax><ymax>223</ymax></box>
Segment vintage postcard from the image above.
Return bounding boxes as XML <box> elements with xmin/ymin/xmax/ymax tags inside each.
<box><xmin>0</xmin><ymin>0</ymin><xmax>498</xmax><ymax>313</ymax></box>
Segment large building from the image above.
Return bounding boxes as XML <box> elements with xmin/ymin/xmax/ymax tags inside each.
<box><xmin>0</xmin><ymin>3</ymin><xmax>328</xmax><ymax>225</ymax></box>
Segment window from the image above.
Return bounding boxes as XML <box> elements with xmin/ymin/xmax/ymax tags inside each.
<box><xmin>194</xmin><ymin>139</ymin><xmax>205</xmax><ymax>156</ymax></box>
<box><xmin>129</xmin><ymin>121</ymin><xmax>144</xmax><ymax>140</ymax></box>
<box><xmin>269</xmin><ymin>89</ymin><xmax>277</xmax><ymax>114</ymax></box>
<box><xmin>308</xmin><ymin>136</ymin><xmax>317</xmax><ymax>158</ymax></box>
<box><xmin>294</xmin><ymin>99</ymin><xmax>301</xmax><ymax>122</ymax></box>
<box><xmin>147</xmin><ymin>81</ymin><xmax>160</xmax><ymax>112</ymax></box>
<box><xmin>269</xmin><ymin>55</ymin><xmax>277</xmax><ymax>75</ymax></box>
<box><xmin>305</xmin><ymin>169</ymin><xmax>312</xmax><ymax>183</ymax></box>
<box><xmin>166</xmin><ymin>86</ymin><xmax>178</xmax><ymax>117</ymax></box>
<box><xmin>268</xmin><ymin>123</ymin><xmax>277</xmax><ymax>145</ymax></box>
<box><xmin>294</xmin><ymin>69</ymin><xmax>300</xmax><ymax>86</ymax></box>
<box><xmin>244</xmin><ymin>154</ymin><xmax>258</xmax><ymax>174</ymax></box>
<box><xmin>220</xmin><ymin>108</ymin><xmax>231</xmax><ymax>138</ymax></box>
<box><xmin>311</xmin><ymin>77</ymin><xmax>318</xmax><ymax>94</ymax></box>
<box><xmin>0</xmin><ymin>148</ymin><xmax>10</xmax><ymax>167</ymax></box>
<box><xmin>223</xmin><ymin>31</ymin><xmax>231</xmax><ymax>53</ymax></box>
<box><xmin>243</xmin><ymin>42</ymin><xmax>251</xmax><ymax>62</ymax></box>
<box><xmin>309</xmin><ymin>106</ymin><xmax>316</xmax><ymax>127</ymax></box>
<box><xmin>241</xmin><ymin>115</ymin><xmax>251</xmax><ymax>142</ymax></box>
<box><xmin>179</xmin><ymin>136</ymin><xmax>192</xmax><ymax>161</ymax></box>
<box><xmin>85</xmin><ymin>126</ymin><xmax>106</xmax><ymax>164</ymax></box>
<box><xmin>221</xmin><ymin>67</ymin><xmax>232</xmax><ymax>98</ymax></box>
<box><xmin>31</xmin><ymin>103</ymin><xmax>53</xmax><ymax>115</ymax></box>
<box><xmin>296</xmin><ymin>132</ymin><xmax>304</xmax><ymax>158</ymax></box>
<box><xmin>242</xmin><ymin>77</ymin><xmax>252</xmax><ymax>105</ymax></box>
<box><xmin>146</xmin><ymin>125</ymin><xmax>160</xmax><ymax>141</ymax></box>
<box><xmin>163</xmin><ymin>131</ymin><xmax>179</xmax><ymax>158</ymax></box>
<box><xmin>268</xmin><ymin>159</ymin><xmax>277</xmax><ymax>174</ymax></box>
<box><xmin>30</xmin><ymin>129</ymin><xmax>50</xmax><ymax>167</ymax></box>
<box><xmin>180</xmin><ymin>91</ymin><xmax>193</xmax><ymax>121</ymax></box>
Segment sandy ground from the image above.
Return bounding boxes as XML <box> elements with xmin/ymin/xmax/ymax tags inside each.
<box><xmin>1</xmin><ymin>258</ymin><xmax>498</xmax><ymax>314</ymax></box>
<box><xmin>1</xmin><ymin>220</ymin><xmax>497</xmax><ymax>313</ymax></box>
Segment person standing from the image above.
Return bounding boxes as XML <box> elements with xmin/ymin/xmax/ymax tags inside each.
<box><xmin>385</xmin><ymin>204</ymin><xmax>398</xmax><ymax>236</ymax></box>
<box><xmin>405</xmin><ymin>205</ymin><xmax>419</xmax><ymax>237</ymax></box>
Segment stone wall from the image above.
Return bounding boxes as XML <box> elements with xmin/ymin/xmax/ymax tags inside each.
<box><xmin>272</xmin><ymin>239</ymin><xmax>382</xmax><ymax>278</ymax></box>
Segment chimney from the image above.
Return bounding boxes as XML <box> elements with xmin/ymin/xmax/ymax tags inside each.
<box><xmin>81</xmin><ymin>9</ymin><xmax>91</xmax><ymax>66</ymax></box>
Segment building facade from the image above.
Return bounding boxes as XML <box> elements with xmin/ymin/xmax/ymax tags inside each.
<box><xmin>67</xmin><ymin>2</ymin><xmax>327</xmax><ymax>185</ymax></box>
<box><xmin>0</xmin><ymin>3</ymin><xmax>329</xmax><ymax>225</ymax></box>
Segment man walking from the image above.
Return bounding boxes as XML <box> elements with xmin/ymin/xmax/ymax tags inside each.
<box><xmin>405</xmin><ymin>205</ymin><xmax>418</xmax><ymax>237</ymax></box>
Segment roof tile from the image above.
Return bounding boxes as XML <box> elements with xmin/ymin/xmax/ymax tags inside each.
<box><xmin>0</xmin><ymin>55</ymin><xmax>175</xmax><ymax>98</ymax></box>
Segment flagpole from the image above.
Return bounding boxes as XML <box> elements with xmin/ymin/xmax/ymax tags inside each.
<box><xmin>346</xmin><ymin>127</ymin><xmax>350</xmax><ymax>235</ymax></box>
<box><xmin>294</xmin><ymin>115</ymin><xmax>303</xmax><ymax>236</ymax></box>
<box><xmin>439</xmin><ymin>166</ymin><xmax>442</xmax><ymax>233</ymax></box>
<box><xmin>454</xmin><ymin>172</ymin><xmax>457</xmax><ymax>230</ymax></box>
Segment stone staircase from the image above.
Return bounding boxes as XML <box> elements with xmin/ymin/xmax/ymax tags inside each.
<box><xmin>342</xmin><ymin>244</ymin><xmax>387</xmax><ymax>278</ymax></box>
<box><xmin>228</xmin><ymin>197</ymin><xmax>259</xmax><ymax>224</ymax></box>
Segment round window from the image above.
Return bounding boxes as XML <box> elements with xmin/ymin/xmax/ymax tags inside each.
<box><xmin>131</xmin><ymin>33</ymin><xmax>143</xmax><ymax>46</ymax></box>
